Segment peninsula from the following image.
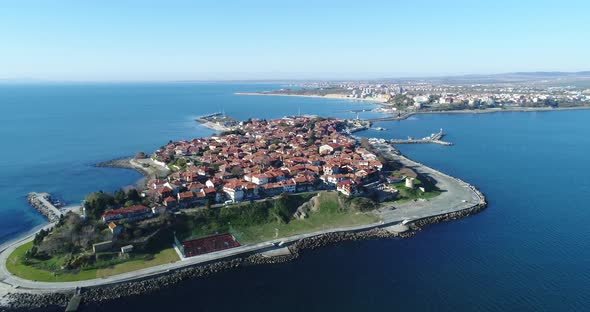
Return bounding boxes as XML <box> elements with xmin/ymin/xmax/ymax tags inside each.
<box><xmin>0</xmin><ymin>116</ymin><xmax>485</xmax><ymax>310</ymax></box>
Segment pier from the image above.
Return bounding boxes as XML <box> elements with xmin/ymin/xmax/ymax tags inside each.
<box><xmin>345</xmin><ymin>126</ymin><xmax>369</xmax><ymax>134</ymax></box>
<box><xmin>368</xmin><ymin>112</ymin><xmax>415</xmax><ymax>122</ymax></box>
<box><xmin>389</xmin><ymin>139</ymin><xmax>453</xmax><ymax>146</ymax></box>
<box><xmin>343</xmin><ymin>119</ymin><xmax>372</xmax><ymax>134</ymax></box>
<box><xmin>369</xmin><ymin>129</ymin><xmax>453</xmax><ymax>146</ymax></box>
<box><xmin>65</xmin><ymin>294</ymin><xmax>81</xmax><ymax>312</ymax></box>
<box><xmin>26</xmin><ymin>192</ymin><xmax>64</xmax><ymax>223</ymax></box>
<box><xmin>197</xmin><ymin>112</ymin><xmax>223</xmax><ymax>119</ymax></box>
<box><xmin>195</xmin><ymin>112</ymin><xmax>238</xmax><ymax>132</ymax></box>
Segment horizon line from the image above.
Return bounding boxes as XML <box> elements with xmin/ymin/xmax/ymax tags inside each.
<box><xmin>2</xmin><ymin>70</ymin><xmax>590</xmax><ymax>84</ymax></box>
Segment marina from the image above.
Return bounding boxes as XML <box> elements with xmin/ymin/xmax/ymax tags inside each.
<box><xmin>389</xmin><ymin>129</ymin><xmax>452</xmax><ymax>146</ymax></box>
<box><xmin>366</xmin><ymin>129</ymin><xmax>453</xmax><ymax>146</ymax></box>
<box><xmin>194</xmin><ymin>112</ymin><xmax>238</xmax><ymax>132</ymax></box>
<box><xmin>26</xmin><ymin>192</ymin><xmax>64</xmax><ymax>223</ymax></box>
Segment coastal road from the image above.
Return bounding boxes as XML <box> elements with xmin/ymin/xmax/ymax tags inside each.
<box><xmin>378</xmin><ymin>153</ymin><xmax>482</xmax><ymax>223</ymax></box>
<box><xmin>0</xmin><ymin>157</ymin><xmax>484</xmax><ymax>292</ymax></box>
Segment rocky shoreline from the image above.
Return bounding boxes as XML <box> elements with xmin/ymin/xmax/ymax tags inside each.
<box><xmin>3</xmin><ymin>198</ymin><xmax>486</xmax><ymax>310</ymax></box>
<box><xmin>95</xmin><ymin>157</ymin><xmax>150</xmax><ymax>177</ymax></box>
<box><xmin>25</xmin><ymin>193</ymin><xmax>62</xmax><ymax>223</ymax></box>
<box><xmin>95</xmin><ymin>157</ymin><xmax>154</xmax><ymax>189</ymax></box>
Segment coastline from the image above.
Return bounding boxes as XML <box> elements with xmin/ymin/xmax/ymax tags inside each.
<box><xmin>194</xmin><ymin>120</ymin><xmax>230</xmax><ymax>132</ymax></box>
<box><xmin>0</xmin><ymin>151</ymin><xmax>486</xmax><ymax>309</ymax></box>
<box><xmin>0</xmin><ymin>101</ymin><xmax>490</xmax><ymax>309</ymax></box>
<box><xmin>96</xmin><ymin>157</ymin><xmax>170</xmax><ymax>186</ymax></box>
<box><xmin>235</xmin><ymin>91</ymin><xmax>590</xmax><ymax>118</ymax></box>
<box><xmin>369</xmin><ymin>106</ymin><xmax>590</xmax><ymax>122</ymax></box>
<box><xmin>414</xmin><ymin>105</ymin><xmax>590</xmax><ymax>116</ymax></box>
<box><xmin>96</xmin><ymin>157</ymin><xmax>150</xmax><ymax>177</ymax></box>
<box><xmin>235</xmin><ymin>91</ymin><xmax>388</xmax><ymax>104</ymax></box>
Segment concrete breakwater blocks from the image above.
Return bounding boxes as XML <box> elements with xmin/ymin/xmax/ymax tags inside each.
<box><xmin>4</xmin><ymin>197</ymin><xmax>487</xmax><ymax>310</ymax></box>
<box><xmin>26</xmin><ymin>192</ymin><xmax>62</xmax><ymax>222</ymax></box>
<box><xmin>385</xmin><ymin>224</ymin><xmax>410</xmax><ymax>233</ymax></box>
<box><xmin>259</xmin><ymin>247</ymin><xmax>292</xmax><ymax>258</ymax></box>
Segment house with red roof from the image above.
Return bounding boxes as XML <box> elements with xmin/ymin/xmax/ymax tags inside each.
<box><xmin>336</xmin><ymin>180</ymin><xmax>359</xmax><ymax>197</ymax></box>
<box><xmin>101</xmin><ymin>205</ymin><xmax>152</xmax><ymax>223</ymax></box>
<box><xmin>163</xmin><ymin>196</ymin><xmax>177</xmax><ymax>208</ymax></box>
<box><xmin>223</xmin><ymin>180</ymin><xmax>244</xmax><ymax>202</ymax></box>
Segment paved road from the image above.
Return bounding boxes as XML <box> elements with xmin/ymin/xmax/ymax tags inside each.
<box><xmin>0</xmin><ymin>156</ymin><xmax>484</xmax><ymax>292</ymax></box>
<box><xmin>378</xmin><ymin>153</ymin><xmax>482</xmax><ymax>223</ymax></box>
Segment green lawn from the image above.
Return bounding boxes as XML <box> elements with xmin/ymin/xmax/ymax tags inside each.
<box><xmin>231</xmin><ymin>193</ymin><xmax>379</xmax><ymax>244</ymax></box>
<box><xmin>96</xmin><ymin>248</ymin><xmax>178</xmax><ymax>277</ymax></box>
<box><xmin>6</xmin><ymin>241</ymin><xmax>179</xmax><ymax>282</ymax></box>
<box><xmin>380</xmin><ymin>182</ymin><xmax>442</xmax><ymax>206</ymax></box>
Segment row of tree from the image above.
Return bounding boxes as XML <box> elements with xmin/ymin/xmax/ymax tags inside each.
<box><xmin>85</xmin><ymin>189</ymin><xmax>143</xmax><ymax>220</ymax></box>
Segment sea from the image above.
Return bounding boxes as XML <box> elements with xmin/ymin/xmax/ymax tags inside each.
<box><xmin>1</xmin><ymin>83</ymin><xmax>590</xmax><ymax>311</ymax></box>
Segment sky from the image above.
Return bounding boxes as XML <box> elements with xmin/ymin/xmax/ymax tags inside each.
<box><xmin>1</xmin><ymin>0</ymin><xmax>589</xmax><ymax>81</ymax></box>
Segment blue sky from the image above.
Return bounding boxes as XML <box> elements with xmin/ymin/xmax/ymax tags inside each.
<box><xmin>1</xmin><ymin>0</ymin><xmax>589</xmax><ymax>81</ymax></box>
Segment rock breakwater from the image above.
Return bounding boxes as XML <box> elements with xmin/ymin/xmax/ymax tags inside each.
<box><xmin>3</xmin><ymin>193</ymin><xmax>487</xmax><ymax>310</ymax></box>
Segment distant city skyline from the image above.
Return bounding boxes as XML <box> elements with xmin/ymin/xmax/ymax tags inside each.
<box><xmin>1</xmin><ymin>0</ymin><xmax>589</xmax><ymax>81</ymax></box>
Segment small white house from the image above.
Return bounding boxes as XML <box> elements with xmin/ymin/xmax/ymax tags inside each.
<box><xmin>319</xmin><ymin>144</ymin><xmax>334</xmax><ymax>154</ymax></box>
<box><xmin>121</xmin><ymin>244</ymin><xmax>134</xmax><ymax>254</ymax></box>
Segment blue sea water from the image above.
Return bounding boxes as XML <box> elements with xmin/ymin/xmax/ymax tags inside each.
<box><xmin>3</xmin><ymin>84</ymin><xmax>590</xmax><ymax>311</ymax></box>
<box><xmin>0</xmin><ymin>83</ymin><xmax>379</xmax><ymax>243</ymax></box>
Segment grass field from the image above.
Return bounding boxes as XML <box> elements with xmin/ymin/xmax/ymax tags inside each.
<box><xmin>231</xmin><ymin>192</ymin><xmax>379</xmax><ymax>244</ymax></box>
<box><xmin>379</xmin><ymin>182</ymin><xmax>442</xmax><ymax>206</ymax></box>
<box><xmin>6</xmin><ymin>241</ymin><xmax>179</xmax><ymax>282</ymax></box>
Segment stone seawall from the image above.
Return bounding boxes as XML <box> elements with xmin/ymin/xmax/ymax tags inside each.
<box><xmin>3</xmin><ymin>197</ymin><xmax>487</xmax><ymax>310</ymax></box>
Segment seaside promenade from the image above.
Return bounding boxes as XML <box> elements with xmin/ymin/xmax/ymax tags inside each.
<box><xmin>0</xmin><ymin>156</ymin><xmax>485</xmax><ymax>293</ymax></box>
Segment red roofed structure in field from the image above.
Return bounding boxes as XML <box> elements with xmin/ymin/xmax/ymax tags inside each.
<box><xmin>178</xmin><ymin>233</ymin><xmax>241</xmax><ymax>258</ymax></box>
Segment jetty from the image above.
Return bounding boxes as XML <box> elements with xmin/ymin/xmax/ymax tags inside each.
<box><xmin>368</xmin><ymin>112</ymin><xmax>415</xmax><ymax>122</ymax></box>
<box><xmin>65</xmin><ymin>290</ymin><xmax>82</xmax><ymax>312</ymax></box>
<box><xmin>388</xmin><ymin>129</ymin><xmax>453</xmax><ymax>146</ymax></box>
<box><xmin>195</xmin><ymin>112</ymin><xmax>238</xmax><ymax>132</ymax></box>
<box><xmin>26</xmin><ymin>192</ymin><xmax>64</xmax><ymax>223</ymax></box>
<box><xmin>196</xmin><ymin>112</ymin><xmax>222</xmax><ymax>120</ymax></box>
<box><xmin>343</xmin><ymin>119</ymin><xmax>372</xmax><ymax>134</ymax></box>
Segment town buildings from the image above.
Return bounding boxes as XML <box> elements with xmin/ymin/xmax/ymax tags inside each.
<box><xmin>144</xmin><ymin>117</ymin><xmax>384</xmax><ymax>209</ymax></box>
<box><xmin>101</xmin><ymin>205</ymin><xmax>153</xmax><ymax>223</ymax></box>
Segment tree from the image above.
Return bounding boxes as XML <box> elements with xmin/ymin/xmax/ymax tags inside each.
<box><xmin>25</xmin><ymin>245</ymin><xmax>38</xmax><ymax>259</ymax></box>
<box><xmin>84</xmin><ymin>192</ymin><xmax>115</xmax><ymax>219</ymax></box>
<box><xmin>134</xmin><ymin>151</ymin><xmax>147</xmax><ymax>159</ymax></box>
<box><xmin>57</xmin><ymin>214</ymin><xmax>66</xmax><ymax>227</ymax></box>
<box><xmin>33</xmin><ymin>229</ymin><xmax>49</xmax><ymax>245</ymax></box>
<box><xmin>126</xmin><ymin>189</ymin><xmax>140</xmax><ymax>202</ymax></box>
<box><xmin>114</xmin><ymin>189</ymin><xmax>126</xmax><ymax>205</ymax></box>
<box><xmin>271</xmin><ymin>193</ymin><xmax>291</xmax><ymax>224</ymax></box>
<box><xmin>230</xmin><ymin>166</ymin><xmax>244</xmax><ymax>178</ymax></box>
<box><xmin>307</xmin><ymin>132</ymin><xmax>317</xmax><ymax>146</ymax></box>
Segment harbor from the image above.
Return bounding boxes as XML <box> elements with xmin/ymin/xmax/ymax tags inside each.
<box><xmin>26</xmin><ymin>192</ymin><xmax>65</xmax><ymax>223</ymax></box>
<box><xmin>194</xmin><ymin>112</ymin><xmax>238</xmax><ymax>132</ymax></box>
<box><xmin>369</xmin><ymin>111</ymin><xmax>415</xmax><ymax>122</ymax></box>
<box><xmin>365</xmin><ymin>129</ymin><xmax>453</xmax><ymax>146</ymax></box>
<box><xmin>389</xmin><ymin>129</ymin><xmax>453</xmax><ymax>146</ymax></box>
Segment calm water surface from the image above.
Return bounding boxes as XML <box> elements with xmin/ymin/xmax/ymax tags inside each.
<box><xmin>0</xmin><ymin>83</ymin><xmax>378</xmax><ymax>243</ymax></box>
<box><xmin>2</xmin><ymin>85</ymin><xmax>589</xmax><ymax>311</ymax></box>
